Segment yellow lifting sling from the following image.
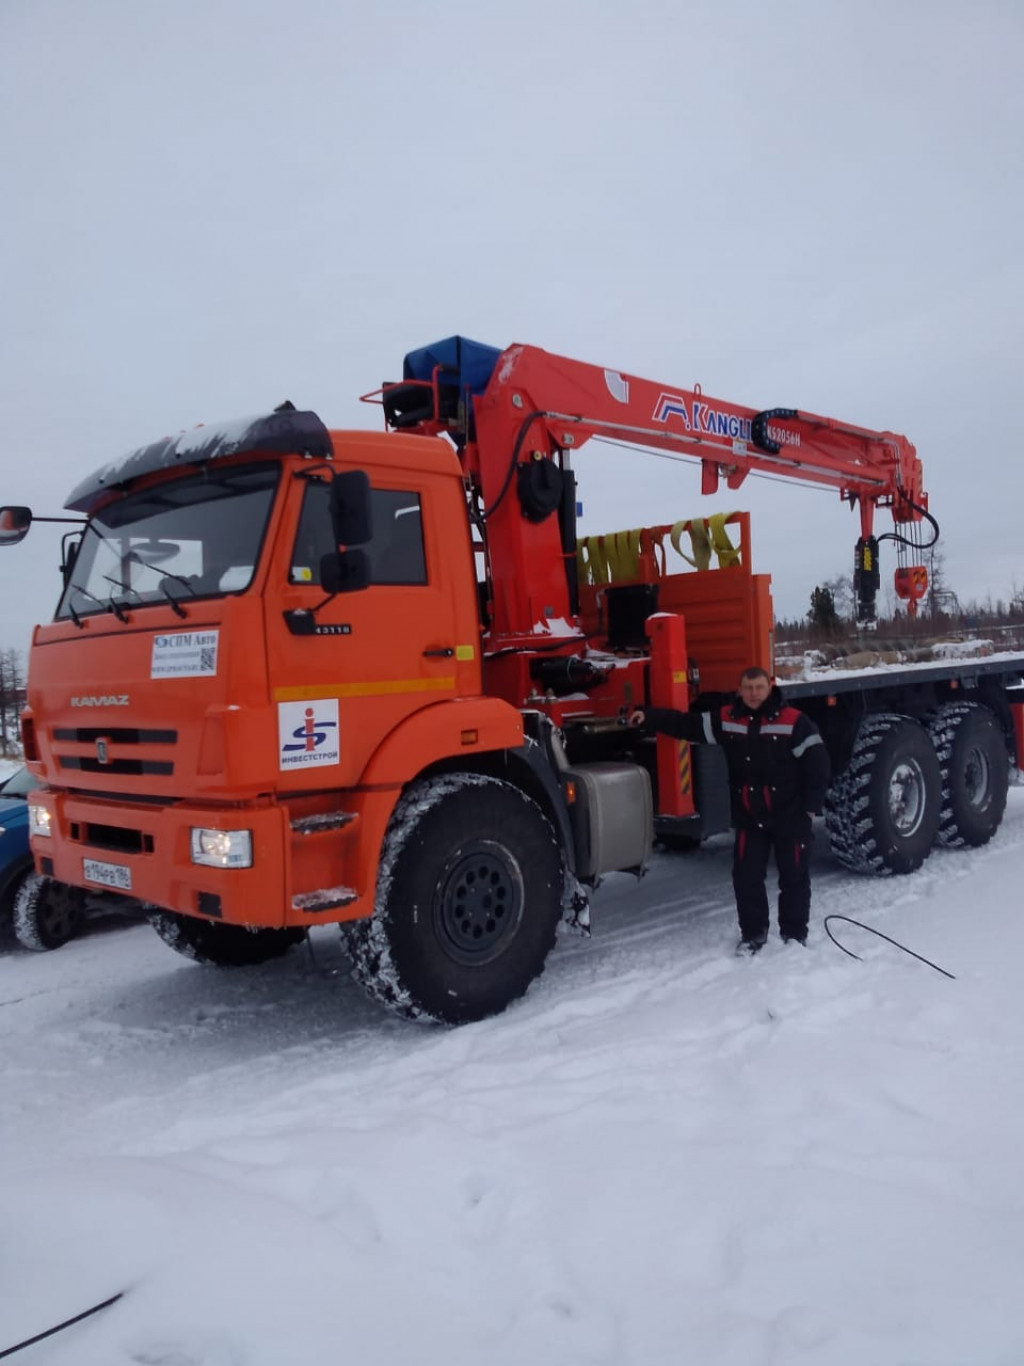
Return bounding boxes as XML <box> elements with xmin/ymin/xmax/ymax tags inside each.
<box><xmin>578</xmin><ymin>514</ymin><xmax>739</xmax><ymax>585</ymax></box>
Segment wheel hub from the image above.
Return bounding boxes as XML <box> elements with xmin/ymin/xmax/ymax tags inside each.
<box><xmin>888</xmin><ymin>759</ymin><xmax>926</xmax><ymax>836</ymax></box>
<box><xmin>434</xmin><ymin>840</ymin><xmax>524</xmax><ymax>966</ymax></box>
<box><xmin>963</xmin><ymin>745</ymin><xmax>993</xmax><ymax>811</ymax></box>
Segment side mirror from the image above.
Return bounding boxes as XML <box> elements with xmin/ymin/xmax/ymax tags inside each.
<box><xmin>329</xmin><ymin>471</ymin><xmax>373</xmax><ymax>547</ymax></box>
<box><xmin>320</xmin><ymin>549</ymin><xmax>370</xmax><ymax>594</ymax></box>
<box><xmin>0</xmin><ymin>506</ymin><xmax>32</xmax><ymax>546</ymax></box>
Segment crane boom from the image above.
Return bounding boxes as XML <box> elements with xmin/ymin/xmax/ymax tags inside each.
<box><xmin>372</xmin><ymin>337</ymin><xmax>932</xmax><ymax>637</ymax></box>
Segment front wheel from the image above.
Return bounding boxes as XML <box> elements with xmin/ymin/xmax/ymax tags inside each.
<box><xmin>13</xmin><ymin>874</ymin><xmax>87</xmax><ymax>951</ymax></box>
<box><xmin>344</xmin><ymin>774</ymin><xmax>564</xmax><ymax>1024</ymax></box>
<box><xmin>825</xmin><ymin>714</ymin><xmax>941</xmax><ymax>875</ymax></box>
<box><xmin>150</xmin><ymin>910</ymin><xmax>305</xmax><ymax>966</ymax></box>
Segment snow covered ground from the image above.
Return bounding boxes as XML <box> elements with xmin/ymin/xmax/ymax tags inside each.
<box><xmin>3</xmin><ymin>763</ymin><xmax>1024</xmax><ymax>1365</ymax></box>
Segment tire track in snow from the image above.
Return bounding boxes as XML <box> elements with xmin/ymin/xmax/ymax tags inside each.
<box><xmin>540</xmin><ymin>789</ymin><xmax>1024</xmax><ymax>1021</ymax></box>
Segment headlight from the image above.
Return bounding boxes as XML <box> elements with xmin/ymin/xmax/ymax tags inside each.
<box><xmin>190</xmin><ymin>827</ymin><xmax>253</xmax><ymax>869</ymax></box>
<box><xmin>28</xmin><ymin>804</ymin><xmax>52</xmax><ymax>838</ymax></box>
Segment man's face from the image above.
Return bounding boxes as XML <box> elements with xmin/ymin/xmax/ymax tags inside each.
<box><xmin>739</xmin><ymin>674</ymin><xmax>771</xmax><ymax>709</ymax></box>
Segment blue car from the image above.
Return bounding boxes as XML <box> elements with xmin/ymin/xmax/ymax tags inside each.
<box><xmin>0</xmin><ymin>766</ymin><xmax>36</xmax><ymax>918</ymax></box>
<box><xmin>0</xmin><ymin>767</ymin><xmax>87</xmax><ymax>950</ymax></box>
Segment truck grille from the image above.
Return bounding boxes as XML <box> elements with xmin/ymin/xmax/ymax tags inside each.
<box><xmin>53</xmin><ymin>727</ymin><xmax>177</xmax><ymax>777</ymax></box>
<box><xmin>59</xmin><ymin>756</ymin><xmax>173</xmax><ymax>776</ymax></box>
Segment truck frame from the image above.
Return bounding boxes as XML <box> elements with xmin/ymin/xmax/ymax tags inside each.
<box><xmin>4</xmin><ymin>336</ymin><xmax>1023</xmax><ymax>1022</ymax></box>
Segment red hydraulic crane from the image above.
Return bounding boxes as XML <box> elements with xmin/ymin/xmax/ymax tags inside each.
<box><xmin>370</xmin><ymin>337</ymin><xmax>937</xmax><ymax>642</ymax></box>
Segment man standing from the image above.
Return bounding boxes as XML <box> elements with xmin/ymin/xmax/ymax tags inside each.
<box><xmin>635</xmin><ymin>667</ymin><xmax>831</xmax><ymax>953</ymax></box>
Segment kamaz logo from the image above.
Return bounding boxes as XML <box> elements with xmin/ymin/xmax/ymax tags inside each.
<box><xmin>70</xmin><ymin>695</ymin><xmax>130</xmax><ymax>707</ymax></box>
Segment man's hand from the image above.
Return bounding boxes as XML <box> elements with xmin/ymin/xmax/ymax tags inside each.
<box><xmin>629</xmin><ymin>708</ymin><xmax>646</xmax><ymax>728</ymax></box>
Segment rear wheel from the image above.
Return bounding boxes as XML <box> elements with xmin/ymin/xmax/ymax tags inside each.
<box><xmin>150</xmin><ymin>910</ymin><xmax>305</xmax><ymax>966</ymax></box>
<box><xmin>927</xmin><ymin>702</ymin><xmax>1008</xmax><ymax>847</ymax></box>
<box><xmin>13</xmin><ymin>874</ymin><xmax>87</xmax><ymax>951</ymax></box>
<box><xmin>825</xmin><ymin>714</ymin><xmax>941</xmax><ymax>875</ymax></box>
<box><xmin>344</xmin><ymin>773</ymin><xmax>564</xmax><ymax>1024</ymax></box>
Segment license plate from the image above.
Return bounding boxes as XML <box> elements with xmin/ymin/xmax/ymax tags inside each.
<box><xmin>83</xmin><ymin>858</ymin><xmax>133</xmax><ymax>891</ymax></box>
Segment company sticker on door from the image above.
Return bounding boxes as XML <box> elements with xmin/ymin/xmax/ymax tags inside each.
<box><xmin>151</xmin><ymin>630</ymin><xmax>220</xmax><ymax>679</ymax></box>
<box><xmin>278</xmin><ymin>699</ymin><xmax>340</xmax><ymax>769</ymax></box>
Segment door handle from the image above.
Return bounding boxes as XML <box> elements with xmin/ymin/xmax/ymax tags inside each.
<box><xmin>422</xmin><ymin>647</ymin><xmax>455</xmax><ymax>658</ymax></box>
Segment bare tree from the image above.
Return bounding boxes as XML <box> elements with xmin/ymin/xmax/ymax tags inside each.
<box><xmin>926</xmin><ymin>547</ymin><xmax>960</xmax><ymax>620</ymax></box>
<box><xmin>0</xmin><ymin>647</ymin><xmax>26</xmax><ymax>758</ymax></box>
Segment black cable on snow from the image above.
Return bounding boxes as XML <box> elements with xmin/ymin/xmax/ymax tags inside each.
<box><xmin>0</xmin><ymin>1292</ymin><xmax>124</xmax><ymax>1359</ymax></box>
<box><xmin>823</xmin><ymin>914</ymin><xmax>956</xmax><ymax>980</ymax></box>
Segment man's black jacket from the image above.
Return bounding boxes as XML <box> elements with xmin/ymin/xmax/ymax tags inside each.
<box><xmin>645</xmin><ymin>686</ymin><xmax>831</xmax><ymax>828</ymax></box>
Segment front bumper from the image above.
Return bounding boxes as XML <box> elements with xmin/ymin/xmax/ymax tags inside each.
<box><xmin>29</xmin><ymin>788</ymin><xmax>290</xmax><ymax>927</ymax></box>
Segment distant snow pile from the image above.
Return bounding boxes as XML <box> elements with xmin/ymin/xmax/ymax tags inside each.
<box><xmin>776</xmin><ymin>637</ymin><xmax>998</xmax><ymax>681</ymax></box>
<box><xmin>930</xmin><ymin>638</ymin><xmax>998</xmax><ymax>659</ymax></box>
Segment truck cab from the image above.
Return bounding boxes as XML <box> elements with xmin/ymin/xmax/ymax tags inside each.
<box><xmin>17</xmin><ymin>414</ymin><xmax>518</xmax><ymax>934</ymax></box>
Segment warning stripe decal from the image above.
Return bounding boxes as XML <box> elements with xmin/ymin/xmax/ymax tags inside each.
<box><xmin>275</xmin><ymin>677</ymin><xmax>456</xmax><ymax>702</ymax></box>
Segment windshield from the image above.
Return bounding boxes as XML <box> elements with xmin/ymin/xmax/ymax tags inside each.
<box><xmin>56</xmin><ymin>461</ymin><xmax>280</xmax><ymax>621</ymax></box>
<box><xmin>0</xmin><ymin>767</ymin><xmax>37</xmax><ymax>798</ymax></box>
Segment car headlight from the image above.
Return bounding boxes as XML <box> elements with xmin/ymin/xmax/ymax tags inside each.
<box><xmin>190</xmin><ymin>827</ymin><xmax>253</xmax><ymax>869</ymax></box>
<box><xmin>28</xmin><ymin>803</ymin><xmax>52</xmax><ymax>837</ymax></box>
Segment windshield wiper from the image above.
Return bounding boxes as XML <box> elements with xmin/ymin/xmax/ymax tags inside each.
<box><xmin>70</xmin><ymin>584</ymin><xmax>130</xmax><ymax>624</ymax></box>
<box><xmin>157</xmin><ymin>581</ymin><xmax>188</xmax><ymax>619</ymax></box>
<box><xmin>155</xmin><ymin>567</ymin><xmax>199</xmax><ymax>596</ymax></box>
<box><xmin>121</xmin><ymin>550</ymin><xmax>194</xmax><ymax>619</ymax></box>
<box><xmin>155</xmin><ymin>569</ymin><xmax>198</xmax><ymax>619</ymax></box>
<box><xmin>103</xmin><ymin>574</ymin><xmax>144</xmax><ymax>618</ymax></box>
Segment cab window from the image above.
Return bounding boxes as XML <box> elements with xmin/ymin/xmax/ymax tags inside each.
<box><xmin>291</xmin><ymin>482</ymin><xmax>427</xmax><ymax>587</ymax></box>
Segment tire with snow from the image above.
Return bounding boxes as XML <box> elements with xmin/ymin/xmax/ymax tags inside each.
<box><xmin>13</xmin><ymin>874</ymin><xmax>87</xmax><ymax>951</ymax></box>
<box><xmin>825</xmin><ymin>713</ymin><xmax>941</xmax><ymax>876</ymax></box>
<box><xmin>927</xmin><ymin>702</ymin><xmax>1008</xmax><ymax>848</ymax></box>
<box><xmin>1</xmin><ymin>861</ymin><xmax>34</xmax><ymax>948</ymax></box>
<box><xmin>149</xmin><ymin>910</ymin><xmax>304</xmax><ymax>966</ymax></box>
<box><xmin>344</xmin><ymin>773</ymin><xmax>564</xmax><ymax>1025</ymax></box>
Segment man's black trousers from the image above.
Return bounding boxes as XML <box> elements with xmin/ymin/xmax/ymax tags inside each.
<box><xmin>732</xmin><ymin>817</ymin><xmax>813</xmax><ymax>942</ymax></box>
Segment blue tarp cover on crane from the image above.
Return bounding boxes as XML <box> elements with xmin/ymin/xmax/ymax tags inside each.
<box><xmin>402</xmin><ymin>336</ymin><xmax>503</xmax><ymax>397</ymax></box>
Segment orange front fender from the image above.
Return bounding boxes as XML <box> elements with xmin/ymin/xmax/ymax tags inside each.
<box><xmin>360</xmin><ymin>696</ymin><xmax>524</xmax><ymax>788</ymax></box>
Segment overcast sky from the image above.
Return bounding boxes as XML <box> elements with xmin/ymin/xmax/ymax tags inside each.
<box><xmin>1</xmin><ymin>0</ymin><xmax>1021</xmax><ymax>654</ymax></box>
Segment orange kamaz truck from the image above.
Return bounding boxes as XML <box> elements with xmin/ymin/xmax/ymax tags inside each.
<box><xmin>6</xmin><ymin>337</ymin><xmax>1024</xmax><ymax>1021</ymax></box>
